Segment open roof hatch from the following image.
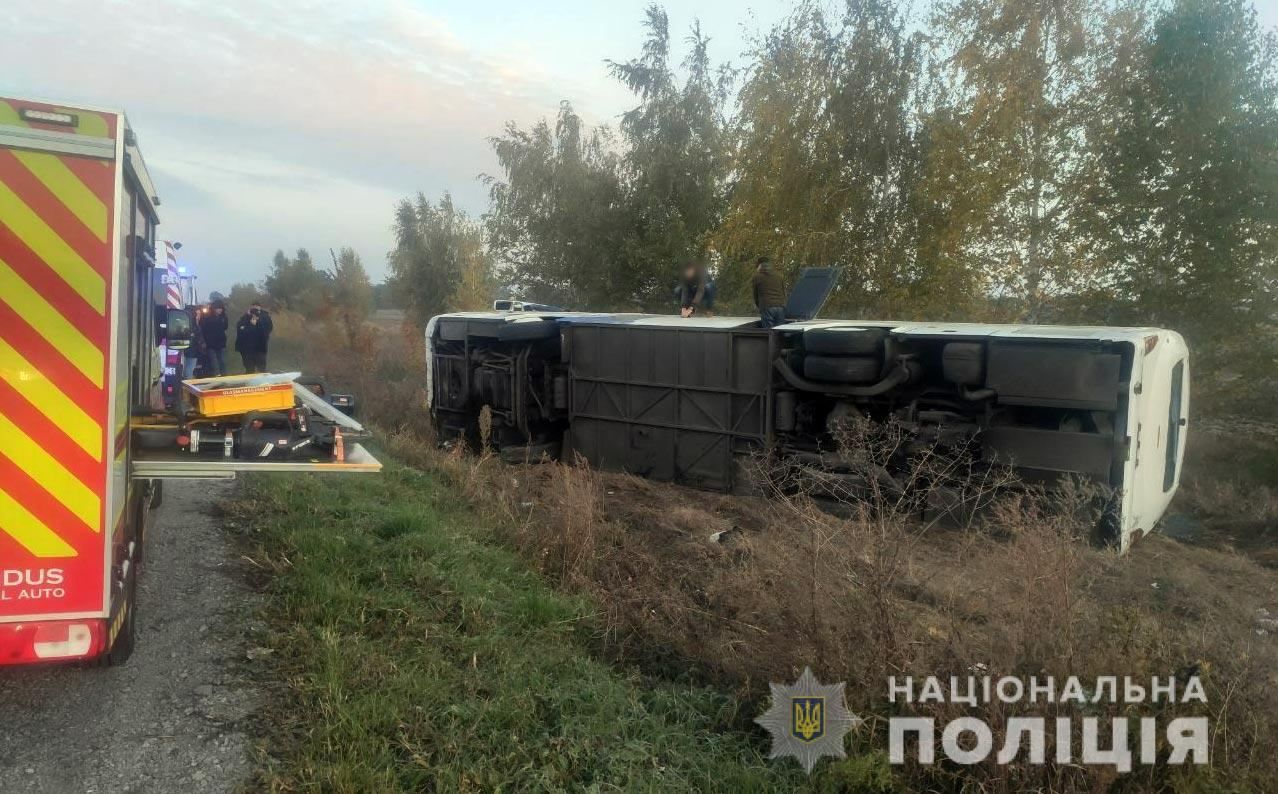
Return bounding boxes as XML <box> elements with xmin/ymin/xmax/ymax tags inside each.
<box><xmin>784</xmin><ymin>267</ymin><xmax>842</xmax><ymax>321</ymax></box>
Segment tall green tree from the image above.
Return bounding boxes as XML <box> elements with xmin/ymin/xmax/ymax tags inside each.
<box><xmin>263</xmin><ymin>248</ymin><xmax>331</xmax><ymax>317</ymax></box>
<box><xmin>607</xmin><ymin>5</ymin><xmax>732</xmax><ymax>307</ymax></box>
<box><xmin>225</xmin><ymin>281</ymin><xmax>265</xmax><ymax>319</ymax></box>
<box><xmin>328</xmin><ymin>247</ymin><xmax>373</xmax><ymax>347</ymax></box>
<box><xmin>1087</xmin><ymin>0</ymin><xmax>1278</xmax><ymax>356</ymax></box>
<box><xmin>485</xmin><ymin>103</ymin><xmax>629</xmax><ymax>308</ymax></box>
<box><xmin>390</xmin><ymin>193</ymin><xmax>492</xmax><ymax>327</ymax></box>
<box><xmin>485</xmin><ymin>8</ymin><xmax>730</xmax><ymax>311</ymax></box>
<box><xmin>932</xmin><ymin>0</ymin><xmax>1107</xmax><ymax>319</ymax></box>
<box><xmin>715</xmin><ymin>1</ymin><xmax>965</xmax><ymax>317</ymax></box>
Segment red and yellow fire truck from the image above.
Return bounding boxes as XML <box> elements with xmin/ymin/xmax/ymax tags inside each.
<box><xmin>0</xmin><ymin>96</ymin><xmax>378</xmax><ymax>666</ymax></box>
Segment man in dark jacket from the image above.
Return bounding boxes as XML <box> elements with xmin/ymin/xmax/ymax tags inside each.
<box><xmin>752</xmin><ymin>257</ymin><xmax>785</xmax><ymax>328</ymax></box>
<box><xmin>677</xmin><ymin>259</ymin><xmax>716</xmax><ymax>318</ymax></box>
<box><xmin>234</xmin><ymin>301</ymin><xmax>273</xmax><ymax>373</ymax></box>
<box><xmin>181</xmin><ymin>309</ymin><xmax>205</xmax><ymax>380</ymax></box>
<box><xmin>199</xmin><ymin>299</ymin><xmax>229</xmax><ymax>376</ymax></box>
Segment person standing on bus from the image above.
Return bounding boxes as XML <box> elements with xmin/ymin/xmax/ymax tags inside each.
<box><xmin>199</xmin><ymin>299</ymin><xmax>229</xmax><ymax>376</ymax></box>
<box><xmin>235</xmin><ymin>301</ymin><xmax>274</xmax><ymax>373</ymax></box>
<box><xmin>752</xmin><ymin>257</ymin><xmax>785</xmax><ymax>328</ymax></box>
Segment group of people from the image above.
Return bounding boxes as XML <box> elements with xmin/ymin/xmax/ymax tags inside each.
<box><xmin>678</xmin><ymin>256</ymin><xmax>786</xmax><ymax>328</ymax></box>
<box><xmin>182</xmin><ymin>300</ymin><xmax>274</xmax><ymax>378</ymax></box>
<box><xmin>185</xmin><ymin>258</ymin><xmax>779</xmax><ymax>382</ymax></box>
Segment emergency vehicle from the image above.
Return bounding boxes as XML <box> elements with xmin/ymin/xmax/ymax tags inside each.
<box><xmin>0</xmin><ymin>96</ymin><xmax>379</xmax><ymax>667</ymax></box>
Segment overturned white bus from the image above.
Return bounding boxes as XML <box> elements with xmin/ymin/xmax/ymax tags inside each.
<box><xmin>427</xmin><ymin>270</ymin><xmax>1188</xmax><ymax>552</ymax></box>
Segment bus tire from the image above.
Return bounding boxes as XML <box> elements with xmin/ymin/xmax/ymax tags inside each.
<box><xmin>496</xmin><ymin>320</ymin><xmax>560</xmax><ymax>342</ymax></box>
<box><xmin>804</xmin><ymin>327</ymin><xmax>888</xmax><ymax>356</ymax></box>
<box><xmin>804</xmin><ymin>355</ymin><xmax>882</xmax><ymax>384</ymax></box>
<box><xmin>500</xmin><ymin>440</ymin><xmax>561</xmax><ymax>464</ymax></box>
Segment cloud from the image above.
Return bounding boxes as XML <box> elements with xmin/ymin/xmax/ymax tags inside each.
<box><xmin>0</xmin><ymin>0</ymin><xmax>616</xmax><ymax>290</ymax></box>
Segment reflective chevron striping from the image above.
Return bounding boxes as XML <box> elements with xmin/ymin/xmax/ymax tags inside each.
<box><xmin>0</xmin><ymin>177</ymin><xmax>105</xmax><ymax>313</ymax></box>
<box><xmin>0</xmin><ymin>411</ymin><xmax>101</xmax><ymax>531</ymax></box>
<box><xmin>0</xmin><ymin>487</ymin><xmax>77</xmax><ymax>558</ymax></box>
<box><xmin>0</xmin><ymin>257</ymin><xmax>104</xmax><ymax>386</ymax></box>
<box><xmin>11</xmin><ymin>150</ymin><xmax>108</xmax><ymax>242</ymax></box>
<box><xmin>0</xmin><ymin>336</ymin><xmax>102</xmax><ymax>459</ymax></box>
<box><xmin>0</xmin><ymin>99</ymin><xmax>115</xmax><ymax>615</ymax></box>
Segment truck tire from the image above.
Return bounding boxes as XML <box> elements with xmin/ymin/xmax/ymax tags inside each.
<box><xmin>95</xmin><ymin>578</ymin><xmax>137</xmax><ymax>667</ymax></box>
<box><xmin>500</xmin><ymin>440</ymin><xmax>562</xmax><ymax>464</ymax></box>
<box><xmin>804</xmin><ymin>355</ymin><xmax>882</xmax><ymax>384</ymax></box>
<box><xmin>804</xmin><ymin>327</ymin><xmax>888</xmax><ymax>356</ymax></box>
<box><xmin>149</xmin><ymin>479</ymin><xmax>163</xmax><ymax>510</ymax></box>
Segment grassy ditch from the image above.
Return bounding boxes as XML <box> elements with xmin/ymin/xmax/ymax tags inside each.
<box><xmin>391</xmin><ymin>431</ymin><xmax>1278</xmax><ymax>793</ymax></box>
<box><xmin>226</xmin><ymin>453</ymin><xmax>891</xmax><ymax>791</ymax></box>
<box><xmin>255</xmin><ymin>315</ymin><xmax>1278</xmax><ymax>790</ymax></box>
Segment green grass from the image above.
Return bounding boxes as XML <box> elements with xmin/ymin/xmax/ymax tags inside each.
<box><xmin>230</xmin><ymin>455</ymin><xmax>881</xmax><ymax>792</ymax></box>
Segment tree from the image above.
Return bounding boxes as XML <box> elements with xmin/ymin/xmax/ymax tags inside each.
<box><xmin>263</xmin><ymin>248</ymin><xmax>331</xmax><ymax>317</ymax></box>
<box><xmin>715</xmin><ymin>1</ymin><xmax>968</xmax><ymax>317</ymax></box>
<box><xmin>485</xmin><ymin>7</ymin><xmax>731</xmax><ymax>311</ymax></box>
<box><xmin>389</xmin><ymin>192</ymin><xmax>492</xmax><ymax>327</ymax></box>
<box><xmin>606</xmin><ymin>5</ymin><xmax>732</xmax><ymax>308</ymax></box>
<box><xmin>371</xmin><ymin>281</ymin><xmax>405</xmax><ymax>311</ymax></box>
<box><xmin>485</xmin><ymin>103</ymin><xmax>629</xmax><ymax>308</ymax></box>
<box><xmin>451</xmin><ymin>234</ymin><xmax>495</xmax><ymax>311</ymax></box>
<box><xmin>931</xmin><ymin>0</ymin><xmax>1106</xmax><ymax>319</ymax></box>
<box><xmin>1086</xmin><ymin>0</ymin><xmax>1278</xmax><ymax>356</ymax></box>
<box><xmin>225</xmin><ymin>281</ymin><xmax>265</xmax><ymax>319</ymax></box>
<box><xmin>328</xmin><ymin>247</ymin><xmax>373</xmax><ymax>347</ymax></box>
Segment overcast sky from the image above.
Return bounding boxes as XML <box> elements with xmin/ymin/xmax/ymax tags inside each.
<box><xmin>3</xmin><ymin>1</ymin><xmax>1276</xmax><ymax>296</ymax></box>
<box><xmin>0</xmin><ymin>0</ymin><xmax>792</xmax><ymax>295</ymax></box>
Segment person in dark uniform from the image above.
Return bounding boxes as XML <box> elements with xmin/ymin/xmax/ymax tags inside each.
<box><xmin>181</xmin><ymin>310</ymin><xmax>205</xmax><ymax>380</ymax></box>
<box><xmin>752</xmin><ymin>257</ymin><xmax>785</xmax><ymax>328</ymax></box>
<box><xmin>234</xmin><ymin>301</ymin><xmax>274</xmax><ymax>373</ymax></box>
<box><xmin>199</xmin><ymin>299</ymin><xmax>229</xmax><ymax>376</ymax></box>
<box><xmin>678</xmin><ymin>259</ymin><xmax>716</xmax><ymax>318</ymax></box>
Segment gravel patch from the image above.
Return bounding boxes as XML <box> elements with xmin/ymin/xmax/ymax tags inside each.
<box><xmin>0</xmin><ymin>480</ymin><xmax>259</xmax><ymax>793</ymax></box>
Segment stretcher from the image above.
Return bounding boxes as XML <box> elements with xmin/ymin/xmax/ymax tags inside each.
<box><xmin>130</xmin><ymin>375</ymin><xmax>383</xmax><ymax>479</ymax></box>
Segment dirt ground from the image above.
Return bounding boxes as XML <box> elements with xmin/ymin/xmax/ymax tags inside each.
<box><xmin>416</xmin><ymin>432</ymin><xmax>1278</xmax><ymax>788</ymax></box>
<box><xmin>0</xmin><ymin>480</ymin><xmax>258</xmax><ymax>794</ymax></box>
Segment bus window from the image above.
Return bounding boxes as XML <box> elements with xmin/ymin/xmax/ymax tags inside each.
<box><xmin>1163</xmin><ymin>360</ymin><xmax>1185</xmax><ymax>492</ymax></box>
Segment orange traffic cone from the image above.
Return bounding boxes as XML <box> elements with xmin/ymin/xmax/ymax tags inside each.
<box><xmin>333</xmin><ymin>427</ymin><xmax>345</xmax><ymax>463</ymax></box>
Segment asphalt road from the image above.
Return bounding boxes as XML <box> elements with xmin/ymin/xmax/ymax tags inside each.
<box><xmin>0</xmin><ymin>480</ymin><xmax>258</xmax><ymax>794</ymax></box>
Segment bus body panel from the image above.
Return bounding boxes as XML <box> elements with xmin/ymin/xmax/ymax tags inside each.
<box><xmin>1122</xmin><ymin>332</ymin><xmax>1190</xmax><ymax>550</ymax></box>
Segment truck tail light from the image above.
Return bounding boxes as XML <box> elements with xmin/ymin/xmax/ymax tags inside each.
<box><xmin>0</xmin><ymin>619</ymin><xmax>106</xmax><ymax>665</ymax></box>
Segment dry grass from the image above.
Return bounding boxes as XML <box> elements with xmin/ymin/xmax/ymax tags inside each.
<box><xmin>288</xmin><ymin>322</ymin><xmax>1278</xmax><ymax>790</ymax></box>
<box><xmin>1173</xmin><ymin>419</ymin><xmax>1278</xmax><ymax>567</ymax></box>
<box><xmin>384</xmin><ymin>420</ymin><xmax>1278</xmax><ymax>792</ymax></box>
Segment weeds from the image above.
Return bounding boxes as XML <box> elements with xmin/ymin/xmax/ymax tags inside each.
<box><xmin>263</xmin><ymin>317</ymin><xmax>1278</xmax><ymax>791</ymax></box>
<box><xmin>225</xmin><ymin>462</ymin><xmax>823</xmax><ymax>791</ymax></box>
<box><xmin>384</xmin><ymin>417</ymin><xmax>1278</xmax><ymax>791</ymax></box>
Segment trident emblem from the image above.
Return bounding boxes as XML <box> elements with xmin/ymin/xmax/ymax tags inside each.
<box><xmin>792</xmin><ymin>697</ymin><xmax>824</xmax><ymax>741</ymax></box>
